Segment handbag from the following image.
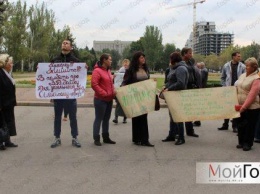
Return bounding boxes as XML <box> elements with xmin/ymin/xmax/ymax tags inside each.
<box><xmin>155</xmin><ymin>94</ymin><xmax>160</xmax><ymax>111</ymax></box>
<box><xmin>159</xmin><ymin>91</ymin><xmax>165</xmax><ymax>99</ymax></box>
<box><xmin>0</xmin><ymin>111</ymin><xmax>10</xmax><ymax>142</ymax></box>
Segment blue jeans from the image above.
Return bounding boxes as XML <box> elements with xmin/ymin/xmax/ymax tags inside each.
<box><xmin>93</xmin><ymin>98</ymin><xmax>113</xmax><ymax>137</ymax></box>
<box><xmin>54</xmin><ymin>99</ymin><xmax>78</xmax><ymax>138</ymax></box>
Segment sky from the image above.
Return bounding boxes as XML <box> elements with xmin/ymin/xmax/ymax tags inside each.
<box><xmin>10</xmin><ymin>0</ymin><xmax>260</xmax><ymax>49</ymax></box>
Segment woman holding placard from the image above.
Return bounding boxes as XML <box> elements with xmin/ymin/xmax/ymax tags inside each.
<box><xmin>122</xmin><ymin>51</ymin><xmax>154</xmax><ymax>147</ymax></box>
<box><xmin>235</xmin><ymin>57</ymin><xmax>260</xmax><ymax>151</ymax></box>
<box><xmin>161</xmin><ymin>52</ymin><xmax>189</xmax><ymax>145</ymax></box>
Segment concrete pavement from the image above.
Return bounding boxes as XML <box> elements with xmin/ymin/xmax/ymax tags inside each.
<box><xmin>1</xmin><ymin>106</ymin><xmax>260</xmax><ymax>194</ymax></box>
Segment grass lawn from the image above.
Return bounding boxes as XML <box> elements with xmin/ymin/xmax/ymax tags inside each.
<box><xmin>14</xmin><ymin>72</ymin><xmax>221</xmax><ymax>88</ymax></box>
<box><xmin>155</xmin><ymin>72</ymin><xmax>221</xmax><ymax>90</ymax></box>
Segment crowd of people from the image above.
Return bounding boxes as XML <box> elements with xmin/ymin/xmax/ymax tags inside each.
<box><xmin>0</xmin><ymin>39</ymin><xmax>260</xmax><ymax>152</ymax></box>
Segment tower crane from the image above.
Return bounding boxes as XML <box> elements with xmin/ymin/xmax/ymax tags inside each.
<box><xmin>166</xmin><ymin>0</ymin><xmax>206</xmax><ymax>50</ymax></box>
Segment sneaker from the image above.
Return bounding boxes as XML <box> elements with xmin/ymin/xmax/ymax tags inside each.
<box><xmin>51</xmin><ymin>138</ymin><xmax>61</xmax><ymax>148</ymax></box>
<box><xmin>72</xmin><ymin>138</ymin><xmax>81</xmax><ymax>148</ymax></box>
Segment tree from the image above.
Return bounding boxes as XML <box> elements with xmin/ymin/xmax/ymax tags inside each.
<box><xmin>27</xmin><ymin>2</ymin><xmax>56</xmax><ymax>70</ymax></box>
<box><xmin>193</xmin><ymin>54</ymin><xmax>205</xmax><ymax>64</ymax></box>
<box><xmin>141</xmin><ymin>26</ymin><xmax>163</xmax><ymax>70</ymax></box>
<box><xmin>204</xmin><ymin>54</ymin><xmax>221</xmax><ymax>71</ymax></box>
<box><xmin>122</xmin><ymin>38</ymin><xmax>144</xmax><ymax>60</ymax></box>
<box><xmin>0</xmin><ymin>0</ymin><xmax>8</xmax><ymax>50</ymax></box>
<box><xmin>240</xmin><ymin>41</ymin><xmax>260</xmax><ymax>62</ymax></box>
<box><xmin>78</xmin><ymin>48</ymin><xmax>95</xmax><ymax>70</ymax></box>
<box><xmin>102</xmin><ymin>48</ymin><xmax>121</xmax><ymax>70</ymax></box>
<box><xmin>158</xmin><ymin>43</ymin><xmax>176</xmax><ymax>70</ymax></box>
<box><xmin>2</xmin><ymin>0</ymin><xmax>29</xmax><ymax>71</ymax></box>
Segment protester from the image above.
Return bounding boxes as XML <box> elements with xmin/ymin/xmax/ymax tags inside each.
<box><xmin>91</xmin><ymin>53</ymin><xmax>116</xmax><ymax>146</ymax></box>
<box><xmin>235</xmin><ymin>57</ymin><xmax>260</xmax><ymax>151</ymax></box>
<box><xmin>162</xmin><ymin>63</ymin><xmax>176</xmax><ymax>142</ymax></box>
<box><xmin>161</xmin><ymin>52</ymin><xmax>189</xmax><ymax>145</ymax></box>
<box><xmin>0</xmin><ymin>54</ymin><xmax>18</xmax><ymax>150</ymax></box>
<box><xmin>49</xmin><ymin>39</ymin><xmax>82</xmax><ymax>148</ymax></box>
<box><xmin>218</xmin><ymin>52</ymin><xmax>245</xmax><ymax>132</ymax></box>
<box><xmin>193</xmin><ymin>62</ymin><xmax>208</xmax><ymax>127</ymax></box>
<box><xmin>255</xmin><ymin>71</ymin><xmax>260</xmax><ymax>143</ymax></box>
<box><xmin>181</xmin><ymin>48</ymin><xmax>200</xmax><ymax>137</ymax></box>
<box><xmin>254</xmin><ymin>114</ymin><xmax>260</xmax><ymax>143</ymax></box>
<box><xmin>122</xmin><ymin>51</ymin><xmax>154</xmax><ymax>147</ymax></box>
<box><xmin>113</xmin><ymin>59</ymin><xmax>130</xmax><ymax>124</ymax></box>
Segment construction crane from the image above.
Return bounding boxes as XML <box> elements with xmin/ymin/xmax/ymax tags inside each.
<box><xmin>166</xmin><ymin>0</ymin><xmax>206</xmax><ymax>50</ymax></box>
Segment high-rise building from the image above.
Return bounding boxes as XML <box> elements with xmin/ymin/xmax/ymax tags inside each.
<box><xmin>93</xmin><ymin>40</ymin><xmax>132</xmax><ymax>54</ymax></box>
<box><xmin>185</xmin><ymin>22</ymin><xmax>234</xmax><ymax>56</ymax></box>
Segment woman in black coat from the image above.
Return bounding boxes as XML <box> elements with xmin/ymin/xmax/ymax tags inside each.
<box><xmin>122</xmin><ymin>51</ymin><xmax>154</xmax><ymax>147</ymax></box>
<box><xmin>0</xmin><ymin>54</ymin><xmax>18</xmax><ymax>150</ymax></box>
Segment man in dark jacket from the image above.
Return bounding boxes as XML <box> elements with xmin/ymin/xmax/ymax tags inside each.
<box><xmin>50</xmin><ymin>39</ymin><xmax>81</xmax><ymax>148</ymax></box>
<box><xmin>181</xmin><ymin>48</ymin><xmax>200</xmax><ymax>137</ymax></box>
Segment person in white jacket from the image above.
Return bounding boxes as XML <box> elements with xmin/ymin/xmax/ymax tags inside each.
<box><xmin>218</xmin><ymin>52</ymin><xmax>245</xmax><ymax>132</ymax></box>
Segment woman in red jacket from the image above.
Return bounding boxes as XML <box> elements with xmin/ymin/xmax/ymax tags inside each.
<box><xmin>91</xmin><ymin>54</ymin><xmax>116</xmax><ymax>146</ymax></box>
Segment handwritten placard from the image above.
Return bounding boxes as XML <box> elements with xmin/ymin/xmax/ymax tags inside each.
<box><xmin>36</xmin><ymin>63</ymin><xmax>87</xmax><ymax>99</ymax></box>
<box><xmin>114</xmin><ymin>73</ymin><xmax>124</xmax><ymax>88</ymax></box>
<box><xmin>164</xmin><ymin>86</ymin><xmax>240</xmax><ymax>122</ymax></box>
<box><xmin>116</xmin><ymin>79</ymin><xmax>157</xmax><ymax>118</ymax></box>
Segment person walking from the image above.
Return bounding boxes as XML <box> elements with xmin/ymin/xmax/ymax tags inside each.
<box><xmin>49</xmin><ymin>39</ymin><xmax>82</xmax><ymax>148</ymax></box>
<box><xmin>0</xmin><ymin>54</ymin><xmax>18</xmax><ymax>150</ymax></box>
<box><xmin>218</xmin><ymin>52</ymin><xmax>245</xmax><ymax>132</ymax></box>
<box><xmin>91</xmin><ymin>54</ymin><xmax>116</xmax><ymax>146</ymax></box>
<box><xmin>122</xmin><ymin>51</ymin><xmax>154</xmax><ymax>147</ymax></box>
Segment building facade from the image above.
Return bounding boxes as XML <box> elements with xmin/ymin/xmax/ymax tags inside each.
<box><xmin>185</xmin><ymin>22</ymin><xmax>234</xmax><ymax>55</ymax></box>
<box><xmin>93</xmin><ymin>40</ymin><xmax>132</xmax><ymax>54</ymax></box>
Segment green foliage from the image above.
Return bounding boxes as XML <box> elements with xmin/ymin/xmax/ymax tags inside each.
<box><xmin>156</xmin><ymin>43</ymin><xmax>177</xmax><ymax>71</ymax></box>
<box><xmin>141</xmin><ymin>26</ymin><xmax>163</xmax><ymax>70</ymax></box>
<box><xmin>101</xmin><ymin>48</ymin><xmax>121</xmax><ymax>70</ymax></box>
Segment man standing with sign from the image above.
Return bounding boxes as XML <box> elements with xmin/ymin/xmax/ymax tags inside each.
<box><xmin>50</xmin><ymin>39</ymin><xmax>81</xmax><ymax>148</ymax></box>
<box><xmin>181</xmin><ymin>48</ymin><xmax>200</xmax><ymax>138</ymax></box>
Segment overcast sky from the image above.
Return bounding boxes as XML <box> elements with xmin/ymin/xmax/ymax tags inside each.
<box><xmin>11</xmin><ymin>0</ymin><xmax>260</xmax><ymax>49</ymax></box>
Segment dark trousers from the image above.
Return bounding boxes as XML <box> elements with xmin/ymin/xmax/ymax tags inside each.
<box><xmin>237</xmin><ymin>109</ymin><xmax>260</xmax><ymax>147</ymax></box>
<box><xmin>93</xmin><ymin>98</ymin><xmax>113</xmax><ymax>137</ymax></box>
<box><xmin>185</xmin><ymin>122</ymin><xmax>194</xmax><ymax>135</ymax></box>
<box><xmin>255</xmin><ymin>113</ymin><xmax>260</xmax><ymax>140</ymax></box>
<box><xmin>177</xmin><ymin>122</ymin><xmax>184</xmax><ymax>139</ymax></box>
<box><xmin>0</xmin><ymin>107</ymin><xmax>16</xmax><ymax>136</ymax></box>
<box><xmin>168</xmin><ymin>111</ymin><xmax>178</xmax><ymax>137</ymax></box>
<box><xmin>223</xmin><ymin>118</ymin><xmax>237</xmax><ymax>128</ymax></box>
<box><xmin>132</xmin><ymin>114</ymin><xmax>149</xmax><ymax>143</ymax></box>
<box><xmin>54</xmin><ymin>99</ymin><xmax>78</xmax><ymax>138</ymax></box>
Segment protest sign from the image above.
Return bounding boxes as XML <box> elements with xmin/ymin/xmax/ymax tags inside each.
<box><xmin>116</xmin><ymin>79</ymin><xmax>157</xmax><ymax>118</ymax></box>
<box><xmin>36</xmin><ymin>63</ymin><xmax>87</xmax><ymax>99</ymax></box>
<box><xmin>114</xmin><ymin>73</ymin><xmax>124</xmax><ymax>88</ymax></box>
<box><xmin>164</xmin><ymin>86</ymin><xmax>240</xmax><ymax>122</ymax></box>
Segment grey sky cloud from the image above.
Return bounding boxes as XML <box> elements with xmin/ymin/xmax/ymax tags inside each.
<box><xmin>11</xmin><ymin>0</ymin><xmax>260</xmax><ymax>48</ymax></box>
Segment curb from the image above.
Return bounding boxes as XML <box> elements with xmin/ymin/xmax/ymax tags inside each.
<box><xmin>17</xmin><ymin>101</ymin><xmax>168</xmax><ymax>108</ymax></box>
